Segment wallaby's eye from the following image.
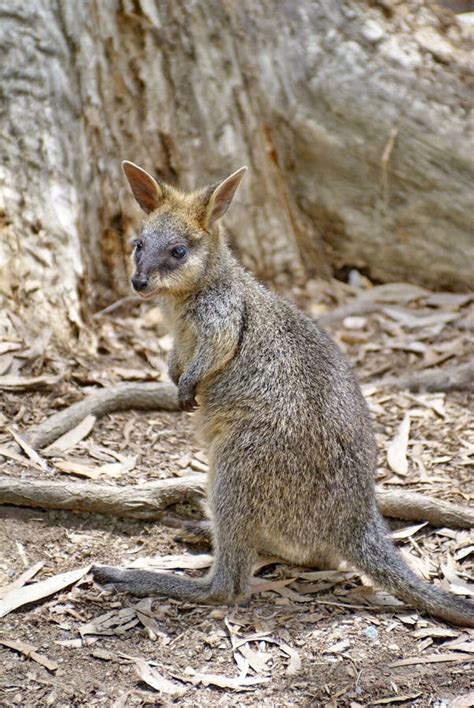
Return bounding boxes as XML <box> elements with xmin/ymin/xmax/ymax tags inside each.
<box><xmin>171</xmin><ymin>245</ymin><xmax>187</xmax><ymax>259</ymax></box>
<box><xmin>135</xmin><ymin>239</ymin><xmax>144</xmax><ymax>251</ymax></box>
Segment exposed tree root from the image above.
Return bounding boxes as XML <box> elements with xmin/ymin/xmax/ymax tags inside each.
<box><xmin>27</xmin><ymin>362</ymin><xmax>472</xmax><ymax>453</ymax></box>
<box><xmin>0</xmin><ymin>475</ymin><xmax>471</xmax><ymax>529</ymax></box>
<box><xmin>28</xmin><ymin>382</ymin><xmax>179</xmax><ymax>450</ymax></box>
<box><xmin>375</xmin><ymin>488</ymin><xmax>473</xmax><ymax>529</ymax></box>
<box><xmin>0</xmin><ymin>475</ymin><xmax>205</xmax><ymax>520</ymax></box>
<box><xmin>375</xmin><ymin>362</ymin><xmax>474</xmax><ymax>392</ymax></box>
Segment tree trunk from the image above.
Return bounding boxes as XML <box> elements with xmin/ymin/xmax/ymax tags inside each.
<box><xmin>1</xmin><ymin>0</ymin><xmax>472</xmax><ymax>342</ymax></box>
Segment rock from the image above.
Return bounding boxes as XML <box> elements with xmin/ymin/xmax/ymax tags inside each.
<box><xmin>364</xmin><ymin>625</ymin><xmax>378</xmax><ymax>640</ymax></box>
<box><xmin>325</xmin><ymin>638</ymin><xmax>351</xmax><ymax>653</ymax></box>
<box><xmin>343</xmin><ymin>316</ymin><xmax>367</xmax><ymax>330</ymax></box>
<box><xmin>361</xmin><ymin>20</ymin><xmax>385</xmax><ymax>43</ymax></box>
<box><xmin>209</xmin><ymin>609</ymin><xmax>225</xmax><ymax>620</ymax></box>
<box><xmin>415</xmin><ymin>28</ymin><xmax>454</xmax><ymax>63</ymax></box>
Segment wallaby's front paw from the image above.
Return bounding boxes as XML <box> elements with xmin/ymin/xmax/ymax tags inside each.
<box><xmin>179</xmin><ymin>396</ymin><xmax>198</xmax><ymax>412</ymax></box>
<box><xmin>169</xmin><ymin>368</ymin><xmax>180</xmax><ymax>386</ymax></box>
<box><xmin>178</xmin><ymin>383</ymin><xmax>198</xmax><ymax>411</ymax></box>
<box><xmin>168</xmin><ymin>355</ymin><xmax>181</xmax><ymax>386</ymax></box>
<box><xmin>92</xmin><ymin>565</ymin><xmax>149</xmax><ymax>597</ymax></box>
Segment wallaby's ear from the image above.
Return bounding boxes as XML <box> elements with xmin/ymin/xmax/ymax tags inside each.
<box><xmin>206</xmin><ymin>166</ymin><xmax>247</xmax><ymax>226</ymax></box>
<box><xmin>122</xmin><ymin>161</ymin><xmax>164</xmax><ymax>214</ymax></box>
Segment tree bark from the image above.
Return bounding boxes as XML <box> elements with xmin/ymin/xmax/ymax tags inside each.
<box><xmin>1</xmin><ymin>1</ymin><xmax>472</xmax><ymax>341</ymax></box>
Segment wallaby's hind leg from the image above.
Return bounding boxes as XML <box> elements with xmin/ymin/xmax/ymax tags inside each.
<box><xmin>306</xmin><ymin>549</ymin><xmax>342</xmax><ymax>571</ymax></box>
<box><xmin>92</xmin><ymin>523</ymin><xmax>254</xmax><ymax>604</ymax></box>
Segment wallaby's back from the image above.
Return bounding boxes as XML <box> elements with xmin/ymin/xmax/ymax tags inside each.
<box><xmin>196</xmin><ymin>268</ymin><xmax>473</xmax><ymax>627</ymax></box>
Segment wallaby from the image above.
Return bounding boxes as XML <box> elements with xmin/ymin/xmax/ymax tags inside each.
<box><xmin>93</xmin><ymin>161</ymin><xmax>474</xmax><ymax>627</ymax></box>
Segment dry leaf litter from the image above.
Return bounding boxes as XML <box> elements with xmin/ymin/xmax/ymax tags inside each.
<box><xmin>0</xmin><ymin>277</ymin><xmax>472</xmax><ymax>706</ymax></box>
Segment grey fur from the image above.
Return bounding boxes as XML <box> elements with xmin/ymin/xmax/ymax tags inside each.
<box><xmin>93</xmin><ymin>167</ymin><xmax>473</xmax><ymax>627</ymax></box>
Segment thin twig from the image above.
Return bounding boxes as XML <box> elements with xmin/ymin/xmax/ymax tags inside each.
<box><xmin>92</xmin><ymin>296</ymin><xmax>140</xmax><ymax>318</ymax></box>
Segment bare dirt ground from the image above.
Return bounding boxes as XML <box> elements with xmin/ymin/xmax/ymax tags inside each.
<box><xmin>0</xmin><ymin>277</ymin><xmax>473</xmax><ymax>707</ymax></box>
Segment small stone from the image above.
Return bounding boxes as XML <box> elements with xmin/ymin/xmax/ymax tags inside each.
<box><xmin>325</xmin><ymin>638</ymin><xmax>351</xmax><ymax>653</ymax></box>
<box><xmin>209</xmin><ymin>609</ymin><xmax>225</xmax><ymax>620</ymax></box>
<box><xmin>361</xmin><ymin>20</ymin><xmax>385</xmax><ymax>43</ymax></box>
<box><xmin>348</xmin><ymin>269</ymin><xmax>365</xmax><ymax>288</ymax></box>
<box><xmin>364</xmin><ymin>625</ymin><xmax>378</xmax><ymax>641</ymax></box>
<box><xmin>457</xmin><ymin>12</ymin><xmax>474</xmax><ymax>27</ymax></box>
<box><xmin>382</xmin><ymin>39</ymin><xmax>422</xmax><ymax>70</ymax></box>
<box><xmin>177</xmin><ymin>454</ymin><xmax>192</xmax><ymax>469</ymax></box>
<box><xmin>309</xmin><ymin>302</ymin><xmax>329</xmax><ymax>318</ymax></box>
<box><xmin>416</xmin><ymin>28</ymin><xmax>453</xmax><ymax>63</ymax></box>
<box><xmin>343</xmin><ymin>316</ymin><xmax>367</xmax><ymax>330</ymax></box>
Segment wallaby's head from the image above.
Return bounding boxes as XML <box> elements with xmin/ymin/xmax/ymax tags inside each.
<box><xmin>122</xmin><ymin>161</ymin><xmax>247</xmax><ymax>298</ymax></box>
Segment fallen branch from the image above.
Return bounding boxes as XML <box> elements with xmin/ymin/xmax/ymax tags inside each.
<box><xmin>25</xmin><ymin>357</ymin><xmax>472</xmax><ymax>453</ymax></box>
<box><xmin>92</xmin><ymin>295</ymin><xmax>140</xmax><ymax>318</ymax></box>
<box><xmin>28</xmin><ymin>382</ymin><xmax>179</xmax><ymax>450</ymax></box>
<box><xmin>376</xmin><ymin>489</ymin><xmax>473</xmax><ymax>530</ymax></box>
<box><xmin>0</xmin><ymin>475</ymin><xmax>471</xmax><ymax>529</ymax></box>
<box><xmin>0</xmin><ymin>475</ymin><xmax>206</xmax><ymax>520</ymax></box>
<box><xmin>374</xmin><ymin>362</ymin><xmax>474</xmax><ymax>393</ymax></box>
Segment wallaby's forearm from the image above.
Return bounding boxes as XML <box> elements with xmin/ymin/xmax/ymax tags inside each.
<box><xmin>168</xmin><ymin>349</ymin><xmax>181</xmax><ymax>386</ymax></box>
<box><xmin>177</xmin><ymin>327</ymin><xmax>240</xmax><ymax>410</ymax></box>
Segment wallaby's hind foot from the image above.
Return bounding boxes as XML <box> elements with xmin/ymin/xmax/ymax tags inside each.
<box><xmin>92</xmin><ymin>565</ymin><xmax>232</xmax><ymax>603</ymax></box>
<box><xmin>92</xmin><ymin>532</ymin><xmax>254</xmax><ymax>605</ymax></box>
<box><xmin>92</xmin><ymin>560</ymin><xmax>250</xmax><ymax>605</ymax></box>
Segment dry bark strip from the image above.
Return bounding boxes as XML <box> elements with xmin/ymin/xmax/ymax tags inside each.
<box><xmin>0</xmin><ymin>475</ymin><xmax>471</xmax><ymax>529</ymax></box>
<box><xmin>28</xmin><ymin>382</ymin><xmax>179</xmax><ymax>450</ymax></box>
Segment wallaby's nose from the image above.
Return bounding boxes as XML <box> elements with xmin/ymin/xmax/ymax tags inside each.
<box><xmin>131</xmin><ymin>274</ymin><xmax>149</xmax><ymax>292</ymax></box>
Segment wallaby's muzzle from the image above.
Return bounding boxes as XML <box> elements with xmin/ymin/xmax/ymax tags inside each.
<box><xmin>131</xmin><ymin>274</ymin><xmax>149</xmax><ymax>292</ymax></box>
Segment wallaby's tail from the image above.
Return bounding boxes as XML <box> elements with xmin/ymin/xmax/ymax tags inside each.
<box><xmin>348</xmin><ymin>522</ymin><xmax>474</xmax><ymax>627</ymax></box>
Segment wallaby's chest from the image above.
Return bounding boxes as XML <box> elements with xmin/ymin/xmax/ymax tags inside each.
<box><xmin>173</xmin><ymin>318</ymin><xmax>197</xmax><ymax>364</ymax></box>
<box><xmin>163</xmin><ymin>300</ymin><xmax>198</xmax><ymax>368</ymax></box>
